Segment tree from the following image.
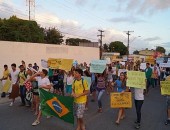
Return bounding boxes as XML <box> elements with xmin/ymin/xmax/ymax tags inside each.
<box><xmin>108</xmin><ymin>41</ymin><xmax>127</xmax><ymax>55</ymax></box>
<box><xmin>156</xmin><ymin>46</ymin><xmax>166</xmax><ymax>53</ymax></box>
<box><xmin>133</xmin><ymin>50</ymin><xmax>139</xmax><ymax>54</ymax></box>
<box><xmin>103</xmin><ymin>43</ymin><xmax>109</xmax><ymax>52</ymax></box>
<box><xmin>44</xmin><ymin>28</ymin><xmax>63</xmax><ymax>44</ymax></box>
<box><xmin>66</xmin><ymin>38</ymin><xmax>91</xmax><ymax>46</ymax></box>
<box><xmin>0</xmin><ymin>16</ymin><xmax>44</xmax><ymax>43</ymax></box>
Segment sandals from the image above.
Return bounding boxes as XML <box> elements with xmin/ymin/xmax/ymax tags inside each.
<box><xmin>32</xmin><ymin>120</ymin><xmax>40</xmax><ymax>126</ymax></box>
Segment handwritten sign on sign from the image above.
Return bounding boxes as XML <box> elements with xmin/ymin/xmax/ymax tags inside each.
<box><xmin>110</xmin><ymin>92</ymin><xmax>132</xmax><ymax>108</ymax></box>
<box><xmin>90</xmin><ymin>60</ymin><xmax>107</xmax><ymax>73</ymax></box>
<box><xmin>127</xmin><ymin>71</ymin><xmax>146</xmax><ymax>89</ymax></box>
<box><xmin>160</xmin><ymin>81</ymin><xmax>170</xmax><ymax>95</ymax></box>
<box><xmin>48</xmin><ymin>58</ymin><xmax>73</xmax><ymax>71</ymax></box>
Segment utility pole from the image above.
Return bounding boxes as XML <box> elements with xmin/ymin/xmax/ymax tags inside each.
<box><xmin>98</xmin><ymin>30</ymin><xmax>104</xmax><ymax>59</ymax></box>
<box><xmin>26</xmin><ymin>0</ymin><xmax>35</xmax><ymax>21</ymax></box>
<box><xmin>124</xmin><ymin>31</ymin><xmax>134</xmax><ymax>61</ymax></box>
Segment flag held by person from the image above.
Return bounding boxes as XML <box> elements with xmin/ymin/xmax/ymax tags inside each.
<box><xmin>39</xmin><ymin>88</ymin><xmax>74</xmax><ymax>124</ymax></box>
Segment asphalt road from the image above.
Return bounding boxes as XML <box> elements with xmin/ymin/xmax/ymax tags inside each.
<box><xmin>0</xmin><ymin>86</ymin><xmax>170</xmax><ymax>130</ymax></box>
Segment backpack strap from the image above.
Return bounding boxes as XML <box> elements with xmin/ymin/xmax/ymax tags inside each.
<box><xmin>73</xmin><ymin>78</ymin><xmax>85</xmax><ymax>91</ymax></box>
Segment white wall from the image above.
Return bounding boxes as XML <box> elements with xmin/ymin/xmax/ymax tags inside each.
<box><xmin>0</xmin><ymin>41</ymin><xmax>99</xmax><ymax>75</ymax></box>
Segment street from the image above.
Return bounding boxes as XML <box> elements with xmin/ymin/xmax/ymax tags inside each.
<box><xmin>0</xmin><ymin>87</ymin><xmax>169</xmax><ymax>130</ymax></box>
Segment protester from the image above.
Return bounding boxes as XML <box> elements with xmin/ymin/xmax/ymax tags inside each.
<box><xmin>9</xmin><ymin>63</ymin><xmax>19</xmax><ymax>106</ymax></box>
<box><xmin>58</xmin><ymin>69</ymin><xmax>65</xmax><ymax>96</ymax></box>
<box><xmin>106</xmin><ymin>66</ymin><xmax>113</xmax><ymax>95</ymax></box>
<box><xmin>65</xmin><ymin>71</ymin><xmax>74</xmax><ymax>96</ymax></box>
<box><xmin>145</xmin><ymin>63</ymin><xmax>152</xmax><ymax>94</ymax></box>
<box><xmin>113</xmin><ymin>72</ymin><xmax>128</xmax><ymax>125</ymax></box>
<box><xmin>90</xmin><ymin>73</ymin><xmax>97</xmax><ymax>102</ymax></box>
<box><xmin>33</xmin><ymin>63</ymin><xmax>39</xmax><ymax>71</ymax></box>
<box><xmin>26</xmin><ymin>69</ymin><xmax>51</xmax><ymax>126</ymax></box>
<box><xmin>0</xmin><ymin>65</ymin><xmax>10</xmax><ymax>97</ymax></box>
<box><xmin>21</xmin><ymin>60</ymin><xmax>26</xmax><ymax>70</ymax></box>
<box><xmin>17</xmin><ymin>65</ymin><xmax>27</xmax><ymax>106</ymax></box>
<box><xmin>96</xmin><ymin>72</ymin><xmax>106</xmax><ymax>113</ymax></box>
<box><xmin>153</xmin><ymin>66</ymin><xmax>159</xmax><ymax>88</ymax></box>
<box><xmin>72</xmin><ymin>69</ymin><xmax>89</xmax><ymax>130</ymax></box>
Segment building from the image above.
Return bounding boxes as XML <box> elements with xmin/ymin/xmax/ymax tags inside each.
<box><xmin>139</xmin><ymin>48</ymin><xmax>155</xmax><ymax>56</ymax></box>
<box><xmin>79</xmin><ymin>42</ymin><xmax>99</xmax><ymax>48</ymax></box>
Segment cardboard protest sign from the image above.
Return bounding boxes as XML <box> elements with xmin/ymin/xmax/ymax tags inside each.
<box><xmin>160</xmin><ymin>81</ymin><xmax>170</xmax><ymax>95</ymax></box>
<box><xmin>159</xmin><ymin>63</ymin><xmax>170</xmax><ymax>68</ymax></box>
<box><xmin>127</xmin><ymin>71</ymin><xmax>146</xmax><ymax>89</ymax></box>
<box><xmin>48</xmin><ymin>58</ymin><xmax>73</xmax><ymax>71</ymax></box>
<box><xmin>90</xmin><ymin>60</ymin><xmax>107</xmax><ymax>73</ymax></box>
<box><xmin>140</xmin><ymin>63</ymin><xmax>146</xmax><ymax>70</ymax></box>
<box><xmin>110</xmin><ymin>92</ymin><xmax>132</xmax><ymax>108</ymax></box>
<box><xmin>41</xmin><ymin>59</ymin><xmax>48</xmax><ymax>68</ymax></box>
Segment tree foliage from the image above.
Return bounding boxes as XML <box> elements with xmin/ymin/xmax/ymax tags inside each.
<box><xmin>44</xmin><ymin>28</ymin><xmax>63</xmax><ymax>45</ymax></box>
<box><xmin>0</xmin><ymin>16</ymin><xmax>44</xmax><ymax>43</ymax></box>
<box><xmin>0</xmin><ymin>16</ymin><xmax>63</xmax><ymax>44</ymax></box>
<box><xmin>103</xmin><ymin>43</ymin><xmax>109</xmax><ymax>52</ymax></box>
<box><xmin>156</xmin><ymin>46</ymin><xmax>166</xmax><ymax>53</ymax></box>
<box><xmin>108</xmin><ymin>41</ymin><xmax>127</xmax><ymax>55</ymax></box>
<box><xmin>66</xmin><ymin>38</ymin><xmax>91</xmax><ymax>46</ymax></box>
<box><xmin>133</xmin><ymin>50</ymin><xmax>139</xmax><ymax>54</ymax></box>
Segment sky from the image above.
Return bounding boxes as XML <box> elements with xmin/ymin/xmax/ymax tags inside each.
<box><xmin>0</xmin><ymin>0</ymin><xmax>170</xmax><ymax>54</ymax></box>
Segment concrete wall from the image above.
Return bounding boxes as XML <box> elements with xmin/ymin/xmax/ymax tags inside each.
<box><xmin>0</xmin><ymin>41</ymin><xmax>99</xmax><ymax>75</ymax></box>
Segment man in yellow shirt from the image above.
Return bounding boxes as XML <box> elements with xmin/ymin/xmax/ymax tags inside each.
<box><xmin>72</xmin><ymin>69</ymin><xmax>89</xmax><ymax>130</ymax></box>
<box><xmin>0</xmin><ymin>65</ymin><xmax>10</xmax><ymax>94</ymax></box>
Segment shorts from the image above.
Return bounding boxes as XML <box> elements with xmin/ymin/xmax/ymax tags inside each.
<box><xmin>66</xmin><ymin>85</ymin><xmax>72</xmax><ymax>94</ymax></box>
<box><xmin>74</xmin><ymin>103</ymin><xmax>85</xmax><ymax>118</ymax></box>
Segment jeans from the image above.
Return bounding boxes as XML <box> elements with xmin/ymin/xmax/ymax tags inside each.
<box><xmin>97</xmin><ymin>90</ymin><xmax>105</xmax><ymax>108</ymax></box>
<box><xmin>135</xmin><ymin>100</ymin><xmax>144</xmax><ymax>124</ymax></box>
<box><xmin>20</xmin><ymin>85</ymin><xmax>26</xmax><ymax>105</ymax></box>
<box><xmin>154</xmin><ymin>78</ymin><xmax>158</xmax><ymax>87</ymax></box>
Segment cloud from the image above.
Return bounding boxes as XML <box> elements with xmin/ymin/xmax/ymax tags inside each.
<box><xmin>144</xmin><ymin>36</ymin><xmax>161</xmax><ymax>42</ymax></box>
<box><xmin>109</xmin><ymin>16</ymin><xmax>145</xmax><ymax>23</ymax></box>
<box><xmin>74</xmin><ymin>0</ymin><xmax>88</xmax><ymax>6</ymax></box>
<box><xmin>116</xmin><ymin>0</ymin><xmax>170</xmax><ymax>15</ymax></box>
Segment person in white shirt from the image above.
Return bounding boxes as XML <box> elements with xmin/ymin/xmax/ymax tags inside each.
<box><xmin>26</xmin><ymin>69</ymin><xmax>51</xmax><ymax>126</ymax></box>
<box><xmin>65</xmin><ymin>71</ymin><xmax>74</xmax><ymax>96</ymax></box>
<box><xmin>9</xmin><ymin>63</ymin><xmax>19</xmax><ymax>106</ymax></box>
<box><xmin>134</xmin><ymin>88</ymin><xmax>144</xmax><ymax>129</ymax></box>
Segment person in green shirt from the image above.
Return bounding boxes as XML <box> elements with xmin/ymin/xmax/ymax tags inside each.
<box><xmin>145</xmin><ymin>63</ymin><xmax>152</xmax><ymax>94</ymax></box>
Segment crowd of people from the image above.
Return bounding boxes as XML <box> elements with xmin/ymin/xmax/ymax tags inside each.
<box><xmin>0</xmin><ymin>60</ymin><xmax>170</xmax><ymax>130</ymax></box>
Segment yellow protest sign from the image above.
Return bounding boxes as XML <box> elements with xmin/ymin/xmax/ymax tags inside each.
<box><xmin>127</xmin><ymin>71</ymin><xmax>146</xmax><ymax>89</ymax></box>
<box><xmin>145</xmin><ymin>56</ymin><xmax>155</xmax><ymax>65</ymax></box>
<box><xmin>160</xmin><ymin>81</ymin><xmax>170</xmax><ymax>95</ymax></box>
<box><xmin>48</xmin><ymin>58</ymin><xmax>73</xmax><ymax>71</ymax></box>
<box><xmin>110</xmin><ymin>92</ymin><xmax>132</xmax><ymax>108</ymax></box>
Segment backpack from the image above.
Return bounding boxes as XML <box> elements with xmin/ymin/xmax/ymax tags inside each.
<box><xmin>73</xmin><ymin>78</ymin><xmax>85</xmax><ymax>91</ymax></box>
<box><xmin>1</xmin><ymin>92</ymin><xmax>6</xmax><ymax>98</ymax></box>
<box><xmin>19</xmin><ymin>71</ymin><xmax>27</xmax><ymax>79</ymax></box>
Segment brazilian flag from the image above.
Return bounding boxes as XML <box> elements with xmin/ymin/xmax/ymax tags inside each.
<box><xmin>39</xmin><ymin>88</ymin><xmax>74</xmax><ymax>124</ymax></box>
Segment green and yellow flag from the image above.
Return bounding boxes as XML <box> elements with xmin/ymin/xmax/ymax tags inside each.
<box><xmin>39</xmin><ymin>88</ymin><xmax>74</xmax><ymax>124</ymax></box>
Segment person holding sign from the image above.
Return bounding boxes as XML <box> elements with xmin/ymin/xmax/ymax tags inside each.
<box><xmin>145</xmin><ymin>63</ymin><xmax>152</xmax><ymax>94</ymax></box>
<box><xmin>112</xmin><ymin>72</ymin><xmax>129</xmax><ymax>125</ymax></box>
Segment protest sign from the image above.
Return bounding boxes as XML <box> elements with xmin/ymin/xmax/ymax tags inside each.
<box><xmin>145</xmin><ymin>56</ymin><xmax>155</xmax><ymax>65</ymax></box>
<box><xmin>118</xmin><ymin>69</ymin><xmax>127</xmax><ymax>76</ymax></box>
<box><xmin>48</xmin><ymin>58</ymin><xmax>73</xmax><ymax>71</ymax></box>
<box><xmin>140</xmin><ymin>63</ymin><xmax>146</xmax><ymax>70</ymax></box>
<box><xmin>160</xmin><ymin>81</ymin><xmax>170</xmax><ymax>95</ymax></box>
<box><xmin>82</xmin><ymin>76</ymin><xmax>91</xmax><ymax>89</ymax></box>
<box><xmin>41</xmin><ymin>59</ymin><xmax>48</xmax><ymax>68</ymax></box>
<box><xmin>127</xmin><ymin>71</ymin><xmax>146</xmax><ymax>89</ymax></box>
<box><xmin>90</xmin><ymin>60</ymin><xmax>107</xmax><ymax>73</ymax></box>
<box><xmin>110</xmin><ymin>92</ymin><xmax>132</xmax><ymax>108</ymax></box>
<box><xmin>105</xmin><ymin>57</ymin><xmax>111</xmax><ymax>64</ymax></box>
<box><xmin>159</xmin><ymin>63</ymin><xmax>170</xmax><ymax>68</ymax></box>
<box><xmin>120</xmin><ymin>62</ymin><xmax>125</xmax><ymax>66</ymax></box>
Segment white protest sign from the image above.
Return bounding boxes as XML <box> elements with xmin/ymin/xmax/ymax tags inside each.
<box><xmin>140</xmin><ymin>63</ymin><xmax>146</xmax><ymax>70</ymax></box>
<box><xmin>159</xmin><ymin>63</ymin><xmax>170</xmax><ymax>68</ymax></box>
<box><xmin>41</xmin><ymin>59</ymin><xmax>48</xmax><ymax>68</ymax></box>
